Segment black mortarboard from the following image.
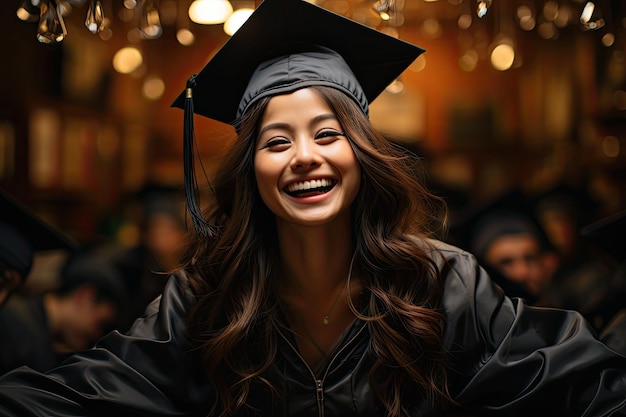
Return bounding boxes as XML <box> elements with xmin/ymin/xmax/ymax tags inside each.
<box><xmin>170</xmin><ymin>0</ymin><xmax>424</xmax><ymax>236</ymax></box>
<box><xmin>0</xmin><ymin>189</ymin><xmax>77</xmax><ymax>277</ymax></box>
<box><xmin>133</xmin><ymin>183</ymin><xmax>185</xmax><ymax>220</ymax></box>
<box><xmin>581</xmin><ymin>209</ymin><xmax>626</xmax><ymax>262</ymax></box>
<box><xmin>448</xmin><ymin>188</ymin><xmax>553</xmax><ymax>259</ymax></box>
<box><xmin>171</xmin><ymin>0</ymin><xmax>423</xmax><ymax>124</ymax></box>
<box><xmin>59</xmin><ymin>249</ymin><xmax>129</xmax><ymax>308</ymax></box>
<box><xmin>531</xmin><ymin>182</ymin><xmax>601</xmax><ymax>228</ymax></box>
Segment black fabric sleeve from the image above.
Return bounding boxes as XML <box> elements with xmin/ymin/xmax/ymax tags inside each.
<box><xmin>436</xmin><ymin>243</ymin><xmax>626</xmax><ymax>416</ymax></box>
<box><xmin>0</xmin><ymin>272</ymin><xmax>213</xmax><ymax>417</ymax></box>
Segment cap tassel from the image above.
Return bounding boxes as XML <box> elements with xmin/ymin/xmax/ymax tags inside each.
<box><xmin>183</xmin><ymin>75</ymin><xmax>216</xmax><ymax>238</ymax></box>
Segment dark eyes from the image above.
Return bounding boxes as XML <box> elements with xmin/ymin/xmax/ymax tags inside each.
<box><xmin>259</xmin><ymin>129</ymin><xmax>345</xmax><ymax>150</ymax></box>
<box><xmin>261</xmin><ymin>137</ymin><xmax>290</xmax><ymax>149</ymax></box>
<box><xmin>316</xmin><ymin>129</ymin><xmax>344</xmax><ymax>140</ymax></box>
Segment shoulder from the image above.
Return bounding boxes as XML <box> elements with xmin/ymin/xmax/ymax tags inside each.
<box><xmin>420</xmin><ymin>237</ymin><xmax>474</xmax><ymax>264</ymax></box>
<box><xmin>412</xmin><ymin>237</ymin><xmax>482</xmax><ymax>287</ymax></box>
<box><xmin>123</xmin><ymin>271</ymin><xmax>197</xmax><ymax>339</ymax></box>
<box><xmin>411</xmin><ymin>236</ymin><xmax>512</xmax><ymax>329</ymax></box>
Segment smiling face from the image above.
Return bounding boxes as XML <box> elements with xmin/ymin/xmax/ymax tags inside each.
<box><xmin>253</xmin><ymin>87</ymin><xmax>361</xmax><ymax>228</ymax></box>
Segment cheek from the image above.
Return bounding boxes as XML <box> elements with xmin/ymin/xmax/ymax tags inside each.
<box><xmin>339</xmin><ymin>152</ymin><xmax>361</xmax><ymax>198</ymax></box>
<box><xmin>254</xmin><ymin>157</ymin><xmax>279</xmax><ymax>203</ymax></box>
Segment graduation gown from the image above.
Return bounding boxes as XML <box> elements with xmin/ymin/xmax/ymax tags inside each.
<box><xmin>0</xmin><ymin>295</ymin><xmax>58</xmax><ymax>374</ymax></box>
<box><xmin>0</xmin><ymin>240</ymin><xmax>626</xmax><ymax>416</ymax></box>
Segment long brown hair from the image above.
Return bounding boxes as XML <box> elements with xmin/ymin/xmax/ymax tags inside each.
<box><xmin>182</xmin><ymin>86</ymin><xmax>453</xmax><ymax>416</ymax></box>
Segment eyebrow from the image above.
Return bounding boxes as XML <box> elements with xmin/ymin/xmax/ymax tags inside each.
<box><xmin>258</xmin><ymin>113</ymin><xmax>339</xmax><ymax>137</ymax></box>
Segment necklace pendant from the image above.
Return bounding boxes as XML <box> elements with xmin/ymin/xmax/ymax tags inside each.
<box><xmin>323</xmin><ymin>315</ymin><xmax>330</xmax><ymax>325</ymax></box>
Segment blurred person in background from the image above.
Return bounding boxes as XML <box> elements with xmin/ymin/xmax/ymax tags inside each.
<box><xmin>580</xmin><ymin>209</ymin><xmax>626</xmax><ymax>352</ymax></box>
<box><xmin>532</xmin><ymin>183</ymin><xmax>619</xmax><ymax>331</ymax></box>
<box><xmin>3</xmin><ymin>1</ymin><xmax>626</xmax><ymax>415</ymax></box>
<box><xmin>98</xmin><ymin>183</ymin><xmax>188</xmax><ymax>330</ymax></box>
<box><xmin>0</xmin><ymin>189</ymin><xmax>76</xmax><ymax>307</ymax></box>
<box><xmin>0</xmin><ymin>248</ymin><xmax>128</xmax><ymax>373</ymax></box>
<box><xmin>448</xmin><ymin>188</ymin><xmax>560</xmax><ymax>305</ymax></box>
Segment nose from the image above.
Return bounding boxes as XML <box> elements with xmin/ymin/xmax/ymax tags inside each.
<box><xmin>290</xmin><ymin>138</ymin><xmax>321</xmax><ymax>170</ymax></box>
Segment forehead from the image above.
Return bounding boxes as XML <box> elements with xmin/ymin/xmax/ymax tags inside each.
<box><xmin>260</xmin><ymin>88</ymin><xmax>338</xmax><ymax>123</ymax></box>
<box><xmin>488</xmin><ymin>234</ymin><xmax>542</xmax><ymax>253</ymax></box>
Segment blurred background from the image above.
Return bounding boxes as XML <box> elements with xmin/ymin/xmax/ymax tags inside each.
<box><xmin>1</xmin><ymin>0</ymin><xmax>625</xmax><ymax>249</ymax></box>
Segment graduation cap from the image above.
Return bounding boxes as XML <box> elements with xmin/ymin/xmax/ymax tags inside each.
<box><xmin>170</xmin><ymin>0</ymin><xmax>424</xmax><ymax>236</ymax></box>
<box><xmin>59</xmin><ymin>249</ymin><xmax>130</xmax><ymax>309</ymax></box>
<box><xmin>131</xmin><ymin>183</ymin><xmax>186</xmax><ymax>222</ymax></box>
<box><xmin>448</xmin><ymin>188</ymin><xmax>553</xmax><ymax>259</ymax></box>
<box><xmin>531</xmin><ymin>182</ymin><xmax>601</xmax><ymax>228</ymax></box>
<box><xmin>447</xmin><ymin>188</ymin><xmax>557</xmax><ymax>302</ymax></box>
<box><xmin>0</xmin><ymin>189</ymin><xmax>77</xmax><ymax>278</ymax></box>
<box><xmin>581</xmin><ymin>209</ymin><xmax>626</xmax><ymax>262</ymax></box>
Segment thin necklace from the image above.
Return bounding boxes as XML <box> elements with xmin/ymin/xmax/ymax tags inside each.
<box><xmin>292</xmin><ymin>252</ymin><xmax>356</xmax><ymax>326</ymax></box>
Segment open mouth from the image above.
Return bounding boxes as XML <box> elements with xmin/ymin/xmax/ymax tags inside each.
<box><xmin>285</xmin><ymin>178</ymin><xmax>336</xmax><ymax>197</ymax></box>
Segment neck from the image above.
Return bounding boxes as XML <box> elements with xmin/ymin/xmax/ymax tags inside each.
<box><xmin>276</xmin><ymin>218</ymin><xmax>353</xmax><ymax>297</ymax></box>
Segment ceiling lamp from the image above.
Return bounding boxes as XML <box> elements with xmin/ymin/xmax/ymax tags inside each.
<box><xmin>176</xmin><ymin>28</ymin><xmax>195</xmax><ymax>45</ymax></box>
<box><xmin>476</xmin><ymin>0</ymin><xmax>492</xmax><ymax>18</ymax></box>
<box><xmin>490</xmin><ymin>36</ymin><xmax>516</xmax><ymax>71</ymax></box>
<box><xmin>223</xmin><ymin>7</ymin><xmax>254</xmax><ymax>36</ymax></box>
<box><xmin>142</xmin><ymin>75</ymin><xmax>166</xmax><ymax>100</ymax></box>
<box><xmin>580</xmin><ymin>1</ymin><xmax>605</xmax><ymax>30</ymax></box>
<box><xmin>113</xmin><ymin>46</ymin><xmax>143</xmax><ymax>74</ymax></box>
<box><xmin>16</xmin><ymin>0</ymin><xmax>40</xmax><ymax>22</ymax></box>
<box><xmin>188</xmin><ymin>0</ymin><xmax>233</xmax><ymax>25</ymax></box>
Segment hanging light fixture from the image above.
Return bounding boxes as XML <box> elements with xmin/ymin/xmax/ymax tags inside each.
<box><xmin>176</xmin><ymin>0</ymin><xmax>195</xmax><ymax>46</ymax></box>
<box><xmin>516</xmin><ymin>3</ymin><xmax>536</xmax><ymax>31</ymax></box>
<box><xmin>372</xmin><ymin>0</ymin><xmax>396</xmax><ymax>21</ymax></box>
<box><xmin>17</xmin><ymin>0</ymin><xmax>40</xmax><ymax>22</ymax></box>
<box><xmin>84</xmin><ymin>0</ymin><xmax>105</xmax><ymax>33</ymax></box>
<box><xmin>188</xmin><ymin>0</ymin><xmax>233</xmax><ymax>25</ymax></box>
<box><xmin>490</xmin><ymin>37</ymin><xmax>516</xmax><ymax>71</ymax></box>
<box><xmin>223</xmin><ymin>7</ymin><xmax>254</xmax><ymax>36</ymax></box>
<box><xmin>489</xmin><ymin>0</ymin><xmax>517</xmax><ymax>71</ymax></box>
<box><xmin>37</xmin><ymin>0</ymin><xmax>67</xmax><ymax>43</ymax></box>
<box><xmin>477</xmin><ymin>0</ymin><xmax>493</xmax><ymax>18</ymax></box>
<box><xmin>580</xmin><ymin>1</ymin><xmax>605</xmax><ymax>30</ymax></box>
<box><xmin>113</xmin><ymin>46</ymin><xmax>143</xmax><ymax>74</ymax></box>
<box><xmin>141</xmin><ymin>0</ymin><xmax>163</xmax><ymax>38</ymax></box>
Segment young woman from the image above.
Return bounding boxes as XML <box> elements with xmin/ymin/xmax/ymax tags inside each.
<box><xmin>1</xmin><ymin>0</ymin><xmax>625</xmax><ymax>416</ymax></box>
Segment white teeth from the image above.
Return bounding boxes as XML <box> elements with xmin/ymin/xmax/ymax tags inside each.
<box><xmin>287</xmin><ymin>178</ymin><xmax>334</xmax><ymax>193</ymax></box>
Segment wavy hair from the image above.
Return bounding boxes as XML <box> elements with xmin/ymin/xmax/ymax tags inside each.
<box><xmin>182</xmin><ymin>86</ymin><xmax>453</xmax><ymax>416</ymax></box>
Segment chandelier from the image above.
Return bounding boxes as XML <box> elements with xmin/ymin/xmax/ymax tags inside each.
<box><xmin>15</xmin><ymin>0</ymin><xmax>618</xmax><ymax>74</ymax></box>
<box><xmin>15</xmin><ymin>0</ymin><xmax>255</xmax><ymax>44</ymax></box>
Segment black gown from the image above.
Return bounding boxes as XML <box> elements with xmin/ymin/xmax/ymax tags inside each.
<box><xmin>1</xmin><ymin>240</ymin><xmax>626</xmax><ymax>416</ymax></box>
<box><xmin>0</xmin><ymin>295</ymin><xmax>59</xmax><ymax>374</ymax></box>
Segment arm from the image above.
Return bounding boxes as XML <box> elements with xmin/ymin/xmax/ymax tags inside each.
<box><xmin>436</xmin><ymin>242</ymin><xmax>626</xmax><ymax>416</ymax></box>
<box><xmin>0</xmin><ymin>272</ymin><xmax>213</xmax><ymax>417</ymax></box>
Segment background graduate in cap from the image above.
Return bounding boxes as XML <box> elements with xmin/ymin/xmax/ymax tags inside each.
<box><xmin>529</xmin><ymin>183</ymin><xmax>618</xmax><ymax>330</ymax></box>
<box><xmin>0</xmin><ymin>247</ymin><xmax>129</xmax><ymax>374</ymax></box>
<box><xmin>447</xmin><ymin>187</ymin><xmax>560</xmax><ymax>306</ymax></box>
<box><xmin>0</xmin><ymin>189</ymin><xmax>77</xmax><ymax>306</ymax></box>
<box><xmin>2</xmin><ymin>0</ymin><xmax>626</xmax><ymax>416</ymax></box>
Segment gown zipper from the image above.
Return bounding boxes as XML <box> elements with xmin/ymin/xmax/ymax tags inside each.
<box><xmin>315</xmin><ymin>379</ymin><xmax>324</xmax><ymax>417</ymax></box>
<box><xmin>276</xmin><ymin>322</ymin><xmax>367</xmax><ymax>417</ymax></box>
